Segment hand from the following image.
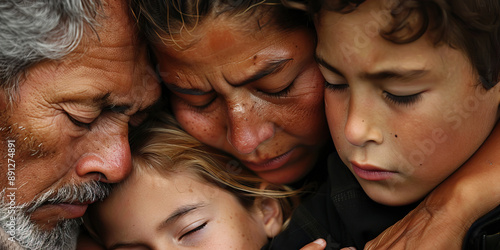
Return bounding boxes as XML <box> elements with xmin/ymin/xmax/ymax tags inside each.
<box><xmin>364</xmin><ymin>201</ymin><xmax>464</xmax><ymax>249</ymax></box>
<box><xmin>300</xmin><ymin>239</ymin><xmax>327</xmax><ymax>250</ymax></box>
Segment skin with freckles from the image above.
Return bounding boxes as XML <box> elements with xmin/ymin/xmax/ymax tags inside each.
<box><xmin>0</xmin><ymin>0</ymin><xmax>160</xmax><ymax>231</ymax></box>
<box><xmin>156</xmin><ymin>16</ymin><xmax>329</xmax><ymax>184</ymax></box>
<box><xmin>90</xmin><ymin>170</ymin><xmax>282</xmax><ymax>250</ymax></box>
<box><xmin>316</xmin><ymin>0</ymin><xmax>500</xmax><ymax>206</ymax></box>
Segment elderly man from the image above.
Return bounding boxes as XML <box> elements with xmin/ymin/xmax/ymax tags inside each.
<box><xmin>0</xmin><ymin>0</ymin><xmax>160</xmax><ymax>248</ymax></box>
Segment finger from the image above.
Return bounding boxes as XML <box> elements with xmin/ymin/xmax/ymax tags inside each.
<box><xmin>299</xmin><ymin>238</ymin><xmax>326</xmax><ymax>250</ymax></box>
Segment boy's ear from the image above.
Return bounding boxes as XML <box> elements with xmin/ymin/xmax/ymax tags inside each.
<box><xmin>255</xmin><ymin>184</ymin><xmax>284</xmax><ymax>238</ymax></box>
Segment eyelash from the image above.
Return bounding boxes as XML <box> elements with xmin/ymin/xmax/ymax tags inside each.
<box><xmin>324</xmin><ymin>81</ymin><xmax>348</xmax><ymax>92</ymax></box>
<box><xmin>263</xmin><ymin>81</ymin><xmax>294</xmax><ymax>98</ymax></box>
<box><xmin>324</xmin><ymin>81</ymin><xmax>422</xmax><ymax>106</ymax></box>
<box><xmin>384</xmin><ymin>91</ymin><xmax>422</xmax><ymax>106</ymax></box>
<box><xmin>190</xmin><ymin>97</ymin><xmax>217</xmax><ymax>112</ymax></box>
<box><xmin>179</xmin><ymin>222</ymin><xmax>207</xmax><ymax>240</ymax></box>
<box><xmin>66</xmin><ymin>114</ymin><xmax>92</xmax><ymax>130</ymax></box>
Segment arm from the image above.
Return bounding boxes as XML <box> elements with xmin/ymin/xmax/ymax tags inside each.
<box><xmin>365</xmin><ymin>122</ymin><xmax>500</xmax><ymax>249</ymax></box>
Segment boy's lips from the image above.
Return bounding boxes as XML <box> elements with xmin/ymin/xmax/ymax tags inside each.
<box><xmin>241</xmin><ymin>148</ymin><xmax>295</xmax><ymax>171</ymax></box>
<box><xmin>350</xmin><ymin>161</ymin><xmax>396</xmax><ymax>181</ymax></box>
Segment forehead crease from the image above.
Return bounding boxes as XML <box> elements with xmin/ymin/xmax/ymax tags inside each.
<box><xmin>166</xmin><ymin>69</ymin><xmax>212</xmax><ymax>90</ymax></box>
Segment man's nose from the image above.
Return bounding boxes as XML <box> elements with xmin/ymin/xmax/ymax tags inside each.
<box><xmin>75</xmin><ymin>125</ymin><xmax>132</xmax><ymax>183</ymax></box>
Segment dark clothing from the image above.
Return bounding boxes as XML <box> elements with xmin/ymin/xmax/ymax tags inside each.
<box><xmin>264</xmin><ymin>153</ymin><xmax>417</xmax><ymax>250</ymax></box>
<box><xmin>463</xmin><ymin>205</ymin><xmax>500</xmax><ymax>250</ymax></box>
<box><xmin>264</xmin><ymin>152</ymin><xmax>500</xmax><ymax>250</ymax></box>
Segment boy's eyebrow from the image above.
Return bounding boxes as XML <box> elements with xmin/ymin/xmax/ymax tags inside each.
<box><xmin>315</xmin><ymin>54</ymin><xmax>344</xmax><ymax>76</ymax></box>
<box><xmin>360</xmin><ymin>69</ymin><xmax>429</xmax><ymax>82</ymax></box>
<box><xmin>157</xmin><ymin>203</ymin><xmax>206</xmax><ymax>231</ymax></box>
<box><xmin>316</xmin><ymin>53</ymin><xmax>429</xmax><ymax>81</ymax></box>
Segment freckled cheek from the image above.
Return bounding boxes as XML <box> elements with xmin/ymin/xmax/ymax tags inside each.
<box><xmin>172</xmin><ymin>107</ymin><xmax>226</xmax><ymax>146</ymax></box>
<box><xmin>286</xmin><ymin>88</ymin><xmax>326</xmax><ymax>124</ymax></box>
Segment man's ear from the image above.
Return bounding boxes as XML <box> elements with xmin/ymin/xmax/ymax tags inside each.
<box><xmin>255</xmin><ymin>184</ymin><xmax>284</xmax><ymax>238</ymax></box>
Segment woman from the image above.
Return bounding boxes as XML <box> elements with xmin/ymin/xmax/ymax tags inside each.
<box><xmin>132</xmin><ymin>0</ymin><xmax>330</xmax><ymax>185</ymax></box>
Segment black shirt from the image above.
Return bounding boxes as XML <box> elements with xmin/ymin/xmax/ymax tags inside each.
<box><xmin>263</xmin><ymin>153</ymin><xmax>417</xmax><ymax>250</ymax></box>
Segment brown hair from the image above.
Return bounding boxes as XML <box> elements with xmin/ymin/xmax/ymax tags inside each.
<box><xmin>129</xmin><ymin>0</ymin><xmax>310</xmax><ymax>49</ymax></box>
<box><xmin>287</xmin><ymin>0</ymin><xmax>500</xmax><ymax>89</ymax></box>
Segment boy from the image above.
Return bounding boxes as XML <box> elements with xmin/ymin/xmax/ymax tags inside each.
<box><xmin>266</xmin><ymin>0</ymin><xmax>500</xmax><ymax>249</ymax></box>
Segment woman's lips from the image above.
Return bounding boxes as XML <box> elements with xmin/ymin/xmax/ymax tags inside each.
<box><xmin>351</xmin><ymin>162</ymin><xmax>396</xmax><ymax>181</ymax></box>
<box><xmin>242</xmin><ymin>148</ymin><xmax>295</xmax><ymax>172</ymax></box>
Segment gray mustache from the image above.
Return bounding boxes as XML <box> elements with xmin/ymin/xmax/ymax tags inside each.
<box><xmin>25</xmin><ymin>180</ymin><xmax>111</xmax><ymax>213</ymax></box>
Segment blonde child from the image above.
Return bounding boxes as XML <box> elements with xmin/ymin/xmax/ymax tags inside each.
<box><xmin>81</xmin><ymin>113</ymin><xmax>298</xmax><ymax>249</ymax></box>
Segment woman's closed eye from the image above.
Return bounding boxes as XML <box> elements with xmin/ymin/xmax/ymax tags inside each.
<box><xmin>172</xmin><ymin>91</ymin><xmax>217</xmax><ymax>111</ymax></box>
<box><xmin>259</xmin><ymin>80</ymin><xmax>294</xmax><ymax>98</ymax></box>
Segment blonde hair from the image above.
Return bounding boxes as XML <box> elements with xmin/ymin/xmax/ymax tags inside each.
<box><xmin>128</xmin><ymin>112</ymin><xmax>299</xmax><ymax>223</ymax></box>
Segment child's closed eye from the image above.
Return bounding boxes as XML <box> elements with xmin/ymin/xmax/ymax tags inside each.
<box><xmin>179</xmin><ymin>221</ymin><xmax>208</xmax><ymax>241</ymax></box>
<box><xmin>383</xmin><ymin>91</ymin><xmax>423</xmax><ymax>106</ymax></box>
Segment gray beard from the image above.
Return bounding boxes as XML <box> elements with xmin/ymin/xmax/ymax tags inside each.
<box><xmin>0</xmin><ymin>208</ymin><xmax>80</xmax><ymax>250</ymax></box>
<box><xmin>0</xmin><ymin>181</ymin><xmax>110</xmax><ymax>249</ymax></box>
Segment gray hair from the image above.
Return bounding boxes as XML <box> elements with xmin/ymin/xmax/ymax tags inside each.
<box><xmin>0</xmin><ymin>0</ymin><xmax>103</xmax><ymax>102</ymax></box>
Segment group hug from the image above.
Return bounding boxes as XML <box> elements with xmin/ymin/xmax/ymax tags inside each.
<box><xmin>1</xmin><ymin>0</ymin><xmax>500</xmax><ymax>249</ymax></box>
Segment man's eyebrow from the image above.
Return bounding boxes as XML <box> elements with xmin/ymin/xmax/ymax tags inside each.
<box><xmin>228</xmin><ymin>58</ymin><xmax>293</xmax><ymax>87</ymax></box>
<box><xmin>158</xmin><ymin>203</ymin><xmax>206</xmax><ymax>231</ymax></box>
<box><xmin>95</xmin><ymin>92</ymin><xmax>134</xmax><ymax>115</ymax></box>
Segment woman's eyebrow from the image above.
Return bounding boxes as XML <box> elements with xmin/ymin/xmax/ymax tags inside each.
<box><xmin>165</xmin><ymin>83</ymin><xmax>214</xmax><ymax>95</ymax></box>
<box><xmin>157</xmin><ymin>203</ymin><xmax>207</xmax><ymax>231</ymax></box>
<box><xmin>228</xmin><ymin>58</ymin><xmax>293</xmax><ymax>87</ymax></box>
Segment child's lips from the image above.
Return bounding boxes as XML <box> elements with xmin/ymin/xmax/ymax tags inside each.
<box><xmin>350</xmin><ymin>161</ymin><xmax>396</xmax><ymax>181</ymax></box>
